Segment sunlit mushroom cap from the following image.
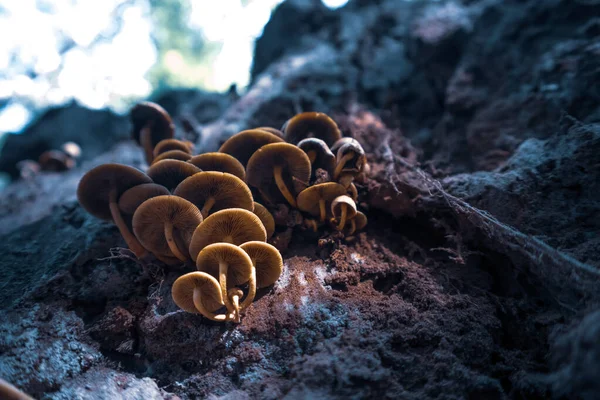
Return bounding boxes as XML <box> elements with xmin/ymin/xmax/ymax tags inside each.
<box><xmin>147</xmin><ymin>159</ymin><xmax>201</xmax><ymax>191</ymax></box>
<box><xmin>189</xmin><ymin>208</ymin><xmax>266</xmax><ymax>261</ymax></box>
<box><xmin>330</xmin><ymin>137</ymin><xmax>356</xmax><ymax>154</ymax></box>
<box><xmin>218</xmin><ymin>129</ymin><xmax>284</xmax><ymax>166</ymax></box>
<box><xmin>354</xmin><ymin>211</ymin><xmax>367</xmax><ymax>231</ymax></box>
<box><xmin>152</xmin><ymin>150</ymin><xmax>192</xmax><ymax>164</ymax></box>
<box><xmin>331</xmin><ymin>195</ymin><xmax>357</xmax><ymax>219</ymax></box>
<box><xmin>240</xmin><ymin>241</ymin><xmax>283</xmax><ymax>288</ymax></box>
<box><xmin>255</xmin><ymin>126</ymin><xmax>284</xmax><ymax>138</ymax></box>
<box><xmin>187</xmin><ymin>153</ymin><xmax>246</xmax><ymax>180</ymax></box>
<box><xmin>246</xmin><ymin>142</ymin><xmax>311</xmax><ymax>202</ymax></box>
<box><xmin>172</xmin><ymin>271</ymin><xmax>224</xmax><ymax>313</ymax></box>
<box><xmin>296</xmin><ymin>183</ymin><xmax>346</xmax><ymax>217</ymax></box>
<box><xmin>282</xmin><ymin>112</ymin><xmax>342</xmax><ymax>146</ymax></box>
<box><xmin>153</xmin><ymin>139</ymin><xmax>193</xmax><ymax>157</ymax></box>
<box><xmin>118</xmin><ymin>183</ymin><xmax>170</xmax><ymax>215</ymax></box>
<box><xmin>297</xmin><ymin>138</ymin><xmax>336</xmax><ymax>177</ymax></box>
<box><xmin>61</xmin><ymin>141</ymin><xmax>82</xmax><ymax>159</ymax></box>
<box><xmin>38</xmin><ymin>150</ymin><xmax>75</xmax><ymax>171</ymax></box>
<box><xmin>77</xmin><ymin>163</ymin><xmax>152</xmax><ymax>220</ymax></box>
<box><xmin>130</xmin><ymin>102</ymin><xmax>174</xmax><ymax>146</ymax></box>
<box><xmin>173</xmin><ymin>171</ymin><xmax>253</xmax><ymax>215</ymax></box>
<box><xmin>132</xmin><ymin>195</ymin><xmax>202</xmax><ymax>259</ymax></box>
<box><xmin>196</xmin><ymin>242</ymin><xmax>253</xmax><ymax>287</ymax></box>
<box><xmin>336</xmin><ymin>140</ymin><xmax>366</xmax><ymax>171</ymax></box>
<box><xmin>252</xmin><ymin>202</ymin><xmax>275</xmax><ymax>238</ymax></box>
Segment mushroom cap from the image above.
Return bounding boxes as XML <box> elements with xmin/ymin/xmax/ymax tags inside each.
<box><xmin>77</xmin><ymin>163</ymin><xmax>152</xmax><ymax>220</ymax></box>
<box><xmin>297</xmin><ymin>138</ymin><xmax>336</xmax><ymax>177</ymax></box>
<box><xmin>61</xmin><ymin>141</ymin><xmax>82</xmax><ymax>159</ymax></box>
<box><xmin>174</xmin><ymin>171</ymin><xmax>253</xmax><ymax>215</ymax></box>
<box><xmin>255</xmin><ymin>126</ymin><xmax>284</xmax><ymax>138</ymax></box>
<box><xmin>146</xmin><ymin>159</ymin><xmax>201</xmax><ymax>190</ymax></box>
<box><xmin>296</xmin><ymin>182</ymin><xmax>346</xmax><ymax>217</ymax></box>
<box><xmin>282</xmin><ymin>112</ymin><xmax>342</xmax><ymax>146</ymax></box>
<box><xmin>252</xmin><ymin>202</ymin><xmax>275</xmax><ymax>238</ymax></box>
<box><xmin>246</xmin><ymin>142</ymin><xmax>311</xmax><ymax>202</ymax></box>
<box><xmin>130</xmin><ymin>101</ymin><xmax>174</xmax><ymax>146</ymax></box>
<box><xmin>38</xmin><ymin>150</ymin><xmax>74</xmax><ymax>171</ymax></box>
<box><xmin>353</xmin><ymin>211</ymin><xmax>368</xmax><ymax>231</ymax></box>
<box><xmin>189</xmin><ymin>208</ymin><xmax>266</xmax><ymax>261</ymax></box>
<box><xmin>187</xmin><ymin>153</ymin><xmax>246</xmax><ymax>180</ymax></box>
<box><xmin>331</xmin><ymin>195</ymin><xmax>357</xmax><ymax>219</ymax></box>
<box><xmin>330</xmin><ymin>137</ymin><xmax>356</xmax><ymax>154</ymax></box>
<box><xmin>153</xmin><ymin>139</ymin><xmax>193</xmax><ymax>157</ymax></box>
<box><xmin>336</xmin><ymin>140</ymin><xmax>366</xmax><ymax>171</ymax></box>
<box><xmin>172</xmin><ymin>271</ymin><xmax>224</xmax><ymax>313</ymax></box>
<box><xmin>132</xmin><ymin>195</ymin><xmax>202</xmax><ymax>259</ymax></box>
<box><xmin>118</xmin><ymin>183</ymin><xmax>170</xmax><ymax>215</ymax></box>
<box><xmin>218</xmin><ymin>129</ymin><xmax>284</xmax><ymax>166</ymax></box>
<box><xmin>240</xmin><ymin>241</ymin><xmax>283</xmax><ymax>288</ymax></box>
<box><xmin>152</xmin><ymin>150</ymin><xmax>192</xmax><ymax>164</ymax></box>
<box><xmin>196</xmin><ymin>243</ymin><xmax>253</xmax><ymax>287</ymax></box>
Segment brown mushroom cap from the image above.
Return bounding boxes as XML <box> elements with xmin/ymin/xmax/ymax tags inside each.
<box><xmin>189</xmin><ymin>208</ymin><xmax>266</xmax><ymax>261</ymax></box>
<box><xmin>297</xmin><ymin>182</ymin><xmax>346</xmax><ymax>218</ymax></box>
<box><xmin>330</xmin><ymin>137</ymin><xmax>356</xmax><ymax>154</ymax></box>
<box><xmin>187</xmin><ymin>153</ymin><xmax>246</xmax><ymax>180</ymax></box>
<box><xmin>252</xmin><ymin>202</ymin><xmax>275</xmax><ymax>238</ymax></box>
<box><xmin>146</xmin><ymin>159</ymin><xmax>201</xmax><ymax>191</ymax></box>
<box><xmin>38</xmin><ymin>150</ymin><xmax>74</xmax><ymax>172</ymax></box>
<box><xmin>152</xmin><ymin>150</ymin><xmax>192</xmax><ymax>164</ymax></box>
<box><xmin>196</xmin><ymin>242</ymin><xmax>253</xmax><ymax>287</ymax></box>
<box><xmin>297</xmin><ymin>138</ymin><xmax>336</xmax><ymax>179</ymax></box>
<box><xmin>77</xmin><ymin>163</ymin><xmax>152</xmax><ymax>220</ymax></box>
<box><xmin>172</xmin><ymin>271</ymin><xmax>224</xmax><ymax>313</ymax></box>
<box><xmin>218</xmin><ymin>129</ymin><xmax>284</xmax><ymax>166</ymax></box>
<box><xmin>336</xmin><ymin>139</ymin><xmax>366</xmax><ymax>171</ymax></box>
<box><xmin>153</xmin><ymin>138</ymin><xmax>193</xmax><ymax>157</ymax></box>
<box><xmin>255</xmin><ymin>126</ymin><xmax>284</xmax><ymax>138</ymax></box>
<box><xmin>0</xmin><ymin>378</ymin><xmax>34</xmax><ymax>400</ymax></box>
<box><xmin>174</xmin><ymin>171</ymin><xmax>253</xmax><ymax>217</ymax></box>
<box><xmin>354</xmin><ymin>211</ymin><xmax>367</xmax><ymax>231</ymax></box>
<box><xmin>246</xmin><ymin>142</ymin><xmax>311</xmax><ymax>206</ymax></box>
<box><xmin>240</xmin><ymin>241</ymin><xmax>283</xmax><ymax>288</ymax></box>
<box><xmin>118</xmin><ymin>183</ymin><xmax>170</xmax><ymax>215</ymax></box>
<box><xmin>282</xmin><ymin>112</ymin><xmax>342</xmax><ymax>146</ymax></box>
<box><xmin>130</xmin><ymin>101</ymin><xmax>174</xmax><ymax>146</ymax></box>
<box><xmin>331</xmin><ymin>195</ymin><xmax>357</xmax><ymax>218</ymax></box>
<box><xmin>132</xmin><ymin>195</ymin><xmax>202</xmax><ymax>260</ymax></box>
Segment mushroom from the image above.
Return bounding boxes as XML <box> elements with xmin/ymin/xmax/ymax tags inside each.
<box><xmin>239</xmin><ymin>241</ymin><xmax>283</xmax><ymax>310</ymax></box>
<box><xmin>330</xmin><ymin>195</ymin><xmax>357</xmax><ymax>231</ymax></box>
<box><xmin>187</xmin><ymin>152</ymin><xmax>246</xmax><ymax>180</ymax></box>
<box><xmin>255</xmin><ymin>126</ymin><xmax>284</xmax><ymax>138</ymax></box>
<box><xmin>196</xmin><ymin>242</ymin><xmax>253</xmax><ymax>322</ymax></box>
<box><xmin>118</xmin><ymin>183</ymin><xmax>170</xmax><ymax>215</ymax></box>
<box><xmin>282</xmin><ymin>112</ymin><xmax>342</xmax><ymax>146</ymax></box>
<box><xmin>146</xmin><ymin>159</ymin><xmax>201</xmax><ymax>191</ymax></box>
<box><xmin>130</xmin><ymin>102</ymin><xmax>175</xmax><ymax>164</ymax></box>
<box><xmin>38</xmin><ymin>150</ymin><xmax>75</xmax><ymax>171</ymax></box>
<box><xmin>333</xmin><ymin>139</ymin><xmax>366</xmax><ymax>180</ymax></box>
<box><xmin>153</xmin><ymin>138</ymin><xmax>193</xmax><ymax>157</ymax></box>
<box><xmin>296</xmin><ymin>182</ymin><xmax>346</xmax><ymax>222</ymax></box>
<box><xmin>246</xmin><ymin>142</ymin><xmax>311</xmax><ymax>208</ymax></box>
<box><xmin>77</xmin><ymin>163</ymin><xmax>152</xmax><ymax>258</ymax></box>
<box><xmin>330</xmin><ymin>137</ymin><xmax>355</xmax><ymax>154</ymax></box>
<box><xmin>347</xmin><ymin>211</ymin><xmax>367</xmax><ymax>236</ymax></box>
<box><xmin>252</xmin><ymin>202</ymin><xmax>275</xmax><ymax>238</ymax></box>
<box><xmin>152</xmin><ymin>149</ymin><xmax>192</xmax><ymax>164</ymax></box>
<box><xmin>61</xmin><ymin>141</ymin><xmax>82</xmax><ymax>159</ymax></box>
<box><xmin>172</xmin><ymin>271</ymin><xmax>230</xmax><ymax>321</ymax></box>
<box><xmin>188</xmin><ymin>208</ymin><xmax>266</xmax><ymax>261</ymax></box>
<box><xmin>174</xmin><ymin>171</ymin><xmax>253</xmax><ymax>218</ymax></box>
<box><xmin>0</xmin><ymin>378</ymin><xmax>34</xmax><ymax>400</ymax></box>
<box><xmin>218</xmin><ymin>129</ymin><xmax>284</xmax><ymax>167</ymax></box>
<box><xmin>16</xmin><ymin>159</ymin><xmax>40</xmax><ymax>180</ymax></box>
<box><xmin>132</xmin><ymin>195</ymin><xmax>202</xmax><ymax>262</ymax></box>
<box><xmin>227</xmin><ymin>288</ymin><xmax>245</xmax><ymax>323</ymax></box>
<box><xmin>297</xmin><ymin>138</ymin><xmax>336</xmax><ymax>181</ymax></box>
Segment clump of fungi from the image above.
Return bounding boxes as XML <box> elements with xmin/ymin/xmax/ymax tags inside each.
<box><xmin>77</xmin><ymin>105</ymin><xmax>367</xmax><ymax>323</ymax></box>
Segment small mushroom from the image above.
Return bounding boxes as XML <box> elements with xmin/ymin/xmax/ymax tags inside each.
<box><xmin>172</xmin><ymin>271</ymin><xmax>230</xmax><ymax>321</ymax></box>
<box><xmin>252</xmin><ymin>202</ymin><xmax>275</xmax><ymax>238</ymax></box>
<box><xmin>132</xmin><ymin>195</ymin><xmax>202</xmax><ymax>262</ymax></box>
<box><xmin>227</xmin><ymin>288</ymin><xmax>244</xmax><ymax>323</ymax></box>
<box><xmin>130</xmin><ymin>102</ymin><xmax>175</xmax><ymax>164</ymax></box>
<box><xmin>255</xmin><ymin>126</ymin><xmax>284</xmax><ymax>138</ymax></box>
<box><xmin>219</xmin><ymin>129</ymin><xmax>284</xmax><ymax>167</ymax></box>
<box><xmin>282</xmin><ymin>112</ymin><xmax>342</xmax><ymax>146</ymax></box>
<box><xmin>16</xmin><ymin>159</ymin><xmax>40</xmax><ymax>180</ymax></box>
<box><xmin>296</xmin><ymin>182</ymin><xmax>346</xmax><ymax>222</ymax></box>
<box><xmin>246</xmin><ymin>142</ymin><xmax>311</xmax><ymax>208</ymax></box>
<box><xmin>330</xmin><ymin>137</ymin><xmax>355</xmax><ymax>154</ymax></box>
<box><xmin>38</xmin><ymin>150</ymin><xmax>75</xmax><ymax>171</ymax></box>
<box><xmin>189</xmin><ymin>208</ymin><xmax>267</xmax><ymax>261</ymax></box>
<box><xmin>153</xmin><ymin>138</ymin><xmax>193</xmax><ymax>157</ymax></box>
<box><xmin>347</xmin><ymin>211</ymin><xmax>367</xmax><ymax>235</ymax></box>
<box><xmin>330</xmin><ymin>195</ymin><xmax>357</xmax><ymax>231</ymax></box>
<box><xmin>118</xmin><ymin>183</ymin><xmax>170</xmax><ymax>215</ymax></box>
<box><xmin>188</xmin><ymin>152</ymin><xmax>246</xmax><ymax>180</ymax></box>
<box><xmin>152</xmin><ymin>149</ymin><xmax>192</xmax><ymax>164</ymax></box>
<box><xmin>239</xmin><ymin>241</ymin><xmax>283</xmax><ymax>310</ymax></box>
<box><xmin>174</xmin><ymin>171</ymin><xmax>253</xmax><ymax>218</ymax></box>
<box><xmin>297</xmin><ymin>138</ymin><xmax>336</xmax><ymax>181</ymax></box>
<box><xmin>0</xmin><ymin>378</ymin><xmax>34</xmax><ymax>400</ymax></box>
<box><xmin>77</xmin><ymin>164</ymin><xmax>152</xmax><ymax>258</ymax></box>
<box><xmin>146</xmin><ymin>159</ymin><xmax>201</xmax><ymax>191</ymax></box>
<box><xmin>196</xmin><ymin>242</ymin><xmax>253</xmax><ymax>322</ymax></box>
<box><xmin>334</xmin><ymin>139</ymin><xmax>366</xmax><ymax>180</ymax></box>
<box><xmin>61</xmin><ymin>141</ymin><xmax>82</xmax><ymax>159</ymax></box>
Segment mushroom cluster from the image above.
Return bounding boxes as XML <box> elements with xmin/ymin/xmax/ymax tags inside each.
<box><xmin>76</xmin><ymin>102</ymin><xmax>367</xmax><ymax>323</ymax></box>
<box><xmin>17</xmin><ymin>141</ymin><xmax>82</xmax><ymax>179</ymax></box>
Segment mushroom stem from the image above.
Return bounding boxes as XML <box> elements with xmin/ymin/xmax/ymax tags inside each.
<box><xmin>164</xmin><ymin>222</ymin><xmax>187</xmax><ymax>261</ymax></box>
<box><xmin>218</xmin><ymin>261</ymin><xmax>235</xmax><ymax>314</ymax></box>
<box><xmin>334</xmin><ymin>153</ymin><xmax>354</xmax><ymax>180</ymax></box>
<box><xmin>348</xmin><ymin>219</ymin><xmax>357</xmax><ymax>235</ymax></box>
<box><xmin>273</xmin><ymin>165</ymin><xmax>297</xmax><ymax>208</ymax></box>
<box><xmin>348</xmin><ymin>183</ymin><xmax>358</xmax><ymax>201</ymax></box>
<box><xmin>240</xmin><ymin>267</ymin><xmax>257</xmax><ymax>310</ymax></box>
<box><xmin>201</xmin><ymin>196</ymin><xmax>216</xmax><ymax>218</ymax></box>
<box><xmin>319</xmin><ymin>199</ymin><xmax>327</xmax><ymax>222</ymax></box>
<box><xmin>109</xmin><ymin>191</ymin><xmax>148</xmax><ymax>259</ymax></box>
<box><xmin>140</xmin><ymin>126</ymin><xmax>154</xmax><ymax>164</ymax></box>
<box><xmin>192</xmin><ymin>288</ymin><xmax>229</xmax><ymax>322</ymax></box>
<box><xmin>306</xmin><ymin>150</ymin><xmax>317</xmax><ymax>164</ymax></box>
<box><xmin>228</xmin><ymin>289</ymin><xmax>242</xmax><ymax>323</ymax></box>
<box><xmin>337</xmin><ymin>204</ymin><xmax>348</xmax><ymax>231</ymax></box>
